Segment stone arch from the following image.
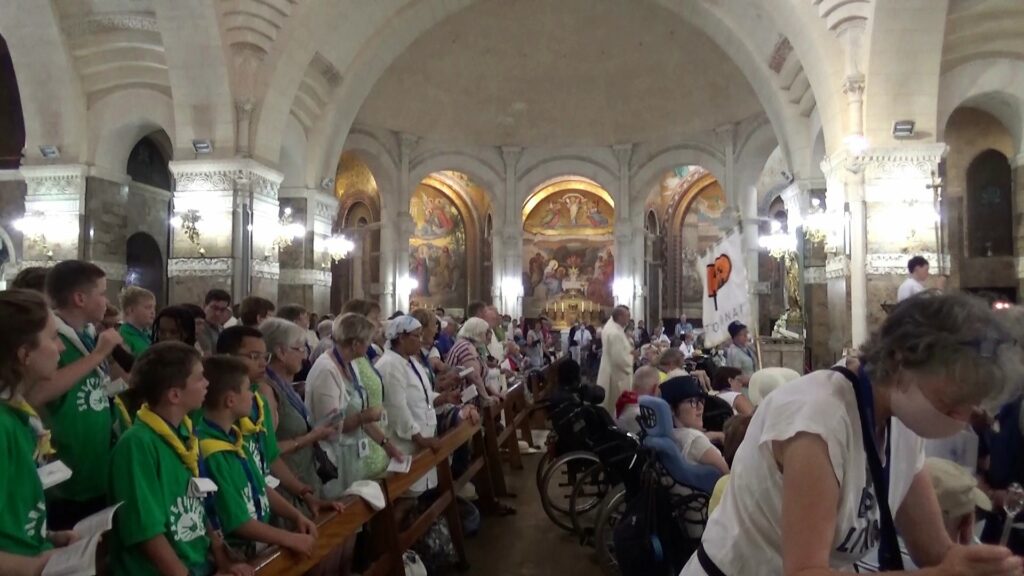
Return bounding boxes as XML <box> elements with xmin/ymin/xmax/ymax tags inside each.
<box><xmin>341</xmin><ymin>130</ymin><xmax>398</xmax><ymax>215</ymax></box>
<box><xmin>632</xmin><ymin>143</ymin><xmax>726</xmax><ymax>208</ymax></box>
<box><xmin>409</xmin><ymin>151</ymin><xmax>504</xmax><ymax>215</ymax></box>
<box><xmin>0</xmin><ymin>32</ymin><xmax>24</xmax><ymax>169</ymax></box>
<box><xmin>126</xmin><ymin>232</ymin><xmax>165</xmax><ymax>305</ymax></box>
<box><xmin>966</xmin><ymin>149</ymin><xmax>1013</xmax><ymax>258</ymax></box>
<box><xmin>517</xmin><ymin>156</ymin><xmax>618</xmax><ymax>211</ymax></box>
<box><xmin>91</xmin><ymin>90</ymin><xmax>176</xmax><ymax>175</ymax></box>
<box><xmin>127</xmin><ymin>131</ymin><xmax>172</xmax><ymax>191</ymax></box>
<box><xmin>938</xmin><ymin>58</ymin><xmax>1024</xmax><ymax>158</ymax></box>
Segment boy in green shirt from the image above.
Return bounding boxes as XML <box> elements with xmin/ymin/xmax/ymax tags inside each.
<box><xmin>29</xmin><ymin>260</ymin><xmax>125</xmax><ymax>530</ymax></box>
<box><xmin>197</xmin><ymin>356</ymin><xmax>316</xmax><ymax>557</ymax></box>
<box><xmin>109</xmin><ymin>342</ymin><xmax>251</xmax><ymax>576</ymax></box>
<box><xmin>118</xmin><ymin>286</ymin><xmax>156</xmax><ymax>358</ymax></box>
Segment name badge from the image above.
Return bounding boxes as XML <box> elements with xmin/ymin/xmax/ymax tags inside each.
<box><xmin>265</xmin><ymin>475</ymin><xmax>281</xmax><ymax>489</ymax></box>
<box><xmin>105</xmin><ymin>377</ymin><xmax>128</xmax><ymax>396</ymax></box>
<box><xmin>380</xmin><ymin>410</ymin><xmax>389</xmax><ymax>427</ymax></box>
<box><xmin>188</xmin><ymin>477</ymin><xmax>219</xmax><ymax>498</ymax></box>
<box><xmin>461</xmin><ymin>386</ymin><xmax>479</xmax><ymax>404</ymax></box>
<box><xmin>38</xmin><ymin>460</ymin><xmax>73</xmax><ymax>490</ymax></box>
<box><xmin>358</xmin><ymin>438</ymin><xmax>370</xmax><ymax>458</ymax></box>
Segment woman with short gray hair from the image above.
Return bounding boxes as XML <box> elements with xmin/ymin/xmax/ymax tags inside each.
<box><xmin>305</xmin><ymin>313</ymin><xmax>402</xmax><ymax>495</ymax></box>
<box><xmin>684</xmin><ymin>292</ymin><xmax>1024</xmax><ymax>576</ymax></box>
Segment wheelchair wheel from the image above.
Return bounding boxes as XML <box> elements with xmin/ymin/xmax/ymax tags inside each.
<box><xmin>593</xmin><ymin>486</ymin><xmax>628</xmax><ymax>576</ymax></box>
<box><xmin>539</xmin><ymin>451</ymin><xmax>600</xmax><ymax>532</ymax></box>
<box><xmin>535</xmin><ymin>451</ymin><xmax>553</xmax><ymax>496</ymax></box>
<box><xmin>569</xmin><ymin>462</ymin><xmax>618</xmax><ymax>538</ymax></box>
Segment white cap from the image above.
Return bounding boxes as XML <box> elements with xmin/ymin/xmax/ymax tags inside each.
<box><xmin>342</xmin><ymin>480</ymin><xmax>387</xmax><ymax>511</ymax></box>
<box><xmin>385</xmin><ymin>315</ymin><xmax>422</xmax><ymax>341</ymax></box>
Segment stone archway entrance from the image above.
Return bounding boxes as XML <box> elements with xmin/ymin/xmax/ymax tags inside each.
<box><xmin>126</xmin><ymin>232</ymin><xmax>165</xmax><ymax>305</ymax></box>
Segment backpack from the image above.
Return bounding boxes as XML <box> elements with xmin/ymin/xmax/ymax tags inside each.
<box><xmin>613</xmin><ymin>462</ymin><xmax>690</xmax><ymax>576</ymax></box>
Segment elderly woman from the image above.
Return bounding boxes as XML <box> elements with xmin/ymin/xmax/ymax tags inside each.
<box><xmin>305</xmin><ymin>313</ymin><xmax>401</xmax><ymax>497</ymax></box>
<box><xmin>724</xmin><ymin>320</ymin><xmax>756</xmax><ymax>380</ymax></box>
<box><xmin>446</xmin><ymin>317</ymin><xmax>501</xmax><ymax>405</ymax></box>
<box><xmin>684</xmin><ymin>293</ymin><xmax>1024</xmax><ymax>576</ymax></box>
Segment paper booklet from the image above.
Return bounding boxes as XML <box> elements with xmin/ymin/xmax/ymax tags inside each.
<box><xmin>38</xmin><ymin>460</ymin><xmax>73</xmax><ymax>490</ymax></box>
<box><xmin>42</xmin><ymin>502</ymin><xmax>122</xmax><ymax>576</ymax></box>
<box><xmin>387</xmin><ymin>455</ymin><xmax>413</xmax><ymax>474</ymax></box>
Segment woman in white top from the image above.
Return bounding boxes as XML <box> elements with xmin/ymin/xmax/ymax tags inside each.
<box><xmin>659</xmin><ymin>375</ymin><xmax>729</xmax><ymax>475</ymax></box>
<box><xmin>683</xmin><ymin>293</ymin><xmax>1024</xmax><ymax>576</ymax></box>
<box><xmin>710</xmin><ymin>366</ymin><xmax>753</xmax><ymax>417</ymax></box>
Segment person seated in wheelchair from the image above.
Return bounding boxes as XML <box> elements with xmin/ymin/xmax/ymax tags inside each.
<box><xmin>658</xmin><ymin>376</ymin><xmax>730</xmax><ymax>475</ymax></box>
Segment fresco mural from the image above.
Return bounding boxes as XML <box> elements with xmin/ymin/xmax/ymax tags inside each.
<box><xmin>522</xmin><ymin>183</ymin><xmax>614</xmax><ymax>326</ymax></box>
<box><xmin>409</xmin><ymin>184</ymin><xmax>466</xmax><ymax>307</ymax></box>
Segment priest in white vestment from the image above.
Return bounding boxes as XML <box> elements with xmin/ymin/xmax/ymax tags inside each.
<box><xmin>597</xmin><ymin>305</ymin><xmax>634</xmax><ymax>414</ymax></box>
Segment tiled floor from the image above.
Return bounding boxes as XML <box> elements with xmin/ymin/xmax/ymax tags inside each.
<box><xmin>463</xmin><ymin>453</ymin><xmax>598</xmax><ymax>575</ymax></box>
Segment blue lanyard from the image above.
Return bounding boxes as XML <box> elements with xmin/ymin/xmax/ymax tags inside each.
<box><xmin>334</xmin><ymin>348</ymin><xmax>368</xmax><ymax>408</ymax></box>
<box><xmin>417</xmin><ymin>350</ymin><xmax>436</xmax><ymax>388</ymax></box>
<box><xmin>203</xmin><ymin>419</ymin><xmax>263</xmax><ymax>521</ymax></box>
<box><xmin>406</xmin><ymin>358</ymin><xmax>431</xmax><ymax>405</ymax></box>
<box><xmin>265</xmin><ymin>367</ymin><xmax>310</xmax><ymax>425</ymax></box>
<box><xmin>196</xmin><ymin>454</ymin><xmax>222</xmax><ymax>533</ymax></box>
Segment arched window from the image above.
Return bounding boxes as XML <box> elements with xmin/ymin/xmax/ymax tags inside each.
<box><xmin>0</xmin><ymin>34</ymin><xmax>25</xmax><ymax>169</ymax></box>
<box><xmin>967</xmin><ymin>149</ymin><xmax>1013</xmax><ymax>257</ymax></box>
<box><xmin>127</xmin><ymin>134</ymin><xmax>171</xmax><ymax>190</ymax></box>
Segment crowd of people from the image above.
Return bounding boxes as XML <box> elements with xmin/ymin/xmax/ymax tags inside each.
<box><xmin>0</xmin><ymin>261</ymin><xmax>554</xmax><ymax>576</ymax></box>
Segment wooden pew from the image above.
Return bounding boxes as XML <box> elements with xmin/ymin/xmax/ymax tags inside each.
<box><xmin>255</xmin><ymin>420</ymin><xmax>486</xmax><ymax>576</ymax></box>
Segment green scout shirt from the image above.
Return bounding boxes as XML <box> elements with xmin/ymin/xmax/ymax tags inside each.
<box><xmin>47</xmin><ymin>333</ymin><xmax>113</xmax><ymax>502</ymax></box>
<box><xmin>118</xmin><ymin>323</ymin><xmax>152</xmax><ymax>358</ymax></box>
<box><xmin>195</xmin><ymin>420</ymin><xmax>270</xmax><ymax>540</ymax></box>
<box><xmin>110</xmin><ymin>419</ymin><xmax>211</xmax><ymax>576</ymax></box>
<box><xmin>0</xmin><ymin>404</ymin><xmax>51</xmax><ymax>556</ymax></box>
<box><xmin>240</xmin><ymin>391</ymin><xmax>279</xmax><ymax>478</ymax></box>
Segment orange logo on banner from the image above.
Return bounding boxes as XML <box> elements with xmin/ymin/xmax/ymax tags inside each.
<box><xmin>705</xmin><ymin>254</ymin><xmax>732</xmax><ymax>311</ymax></box>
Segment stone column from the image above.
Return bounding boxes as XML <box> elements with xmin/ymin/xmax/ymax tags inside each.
<box><xmin>167</xmin><ymin>160</ymin><xmax>282</xmax><ymax>306</ymax></box>
<box><xmin>386</xmin><ymin>133</ymin><xmax>419</xmax><ymax>315</ymax></box>
<box><xmin>611</xmin><ymin>144</ymin><xmax>637</xmax><ymax>311</ymax></box>
<box><xmin>499</xmin><ymin>146</ymin><xmax>523</xmax><ymax>314</ymax></box>
<box><xmin>1015</xmin><ymin>154</ymin><xmax>1024</xmax><ymax>296</ymax></box>
<box><xmin>277</xmin><ymin>187</ymin><xmax>336</xmax><ymax>313</ymax></box>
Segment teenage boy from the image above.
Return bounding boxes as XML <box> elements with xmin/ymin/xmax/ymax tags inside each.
<box><xmin>119</xmin><ymin>286</ymin><xmax>156</xmax><ymax>357</ymax></box>
<box><xmin>28</xmin><ymin>260</ymin><xmax>124</xmax><ymax>530</ymax></box>
<box><xmin>198</xmin><ymin>289</ymin><xmax>232</xmax><ymax>356</ymax></box>
<box><xmin>216</xmin><ymin>326</ymin><xmax>340</xmax><ymax>516</ymax></box>
<box><xmin>197</xmin><ymin>356</ymin><xmax>316</xmax><ymax>557</ymax></box>
<box><xmin>109</xmin><ymin>342</ymin><xmax>250</xmax><ymax>576</ymax></box>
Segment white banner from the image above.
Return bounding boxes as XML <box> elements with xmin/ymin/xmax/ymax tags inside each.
<box><xmin>698</xmin><ymin>231</ymin><xmax>752</xmax><ymax>348</ymax></box>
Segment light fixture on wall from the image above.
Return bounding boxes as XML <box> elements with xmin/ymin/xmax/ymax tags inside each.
<box><xmin>192</xmin><ymin>139</ymin><xmax>213</xmax><ymax>155</ymax></box>
<box><xmin>170</xmin><ymin>209</ymin><xmax>206</xmax><ymax>256</ymax></box>
<box><xmin>14</xmin><ymin>213</ymin><xmax>54</xmax><ymax>261</ymax></box>
<box><xmin>892</xmin><ymin>120</ymin><xmax>915</xmax><ymax>139</ymax></box>
<box><xmin>38</xmin><ymin>145</ymin><xmax>60</xmax><ymax>159</ymax></box>
<box><xmin>268</xmin><ymin>206</ymin><xmax>306</xmax><ymax>255</ymax></box>
<box><xmin>323</xmin><ymin>235</ymin><xmax>355</xmax><ymax>264</ymax></box>
<box><xmin>758</xmin><ymin>220</ymin><xmax>797</xmax><ymax>259</ymax></box>
<box><xmin>612</xmin><ymin>277</ymin><xmax>635</xmax><ymax>306</ymax></box>
<box><xmin>397</xmin><ymin>275</ymin><xmax>419</xmax><ymax>297</ymax></box>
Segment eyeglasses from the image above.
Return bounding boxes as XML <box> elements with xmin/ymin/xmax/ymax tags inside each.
<box><xmin>289</xmin><ymin>345</ymin><xmax>308</xmax><ymax>357</ymax></box>
<box><xmin>236</xmin><ymin>352</ymin><xmax>272</xmax><ymax>363</ymax></box>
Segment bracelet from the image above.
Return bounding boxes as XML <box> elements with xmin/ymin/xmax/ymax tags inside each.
<box><xmin>380</xmin><ymin>437</ymin><xmax>390</xmax><ymax>447</ymax></box>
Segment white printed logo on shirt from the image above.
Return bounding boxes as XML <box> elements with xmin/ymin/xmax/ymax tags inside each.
<box><xmin>170</xmin><ymin>495</ymin><xmax>206</xmax><ymax>543</ymax></box>
<box><xmin>24</xmin><ymin>501</ymin><xmax>47</xmax><ymax>539</ymax></box>
<box><xmin>243</xmin><ymin>484</ymin><xmax>270</xmax><ymax>521</ymax></box>
<box><xmin>246</xmin><ymin>437</ymin><xmax>267</xmax><ymax>476</ymax></box>
<box><xmin>75</xmin><ymin>376</ymin><xmax>108</xmax><ymax>412</ymax></box>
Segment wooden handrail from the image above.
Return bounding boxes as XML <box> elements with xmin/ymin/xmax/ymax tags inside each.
<box><xmin>254</xmin><ymin>420</ymin><xmax>482</xmax><ymax>576</ymax></box>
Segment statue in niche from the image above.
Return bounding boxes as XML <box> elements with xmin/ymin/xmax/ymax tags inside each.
<box><xmin>781</xmin><ymin>252</ymin><xmax>803</xmax><ymax>332</ymax></box>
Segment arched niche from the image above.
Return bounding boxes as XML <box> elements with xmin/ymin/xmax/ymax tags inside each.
<box><xmin>127</xmin><ymin>132</ymin><xmax>172</xmax><ymax>190</ymax></box>
<box><xmin>408</xmin><ymin>172</ymin><xmax>487</xmax><ymax>314</ymax></box>
<box><xmin>126</xmin><ymin>232</ymin><xmax>165</xmax><ymax>305</ymax></box>
<box><xmin>966</xmin><ymin>149</ymin><xmax>1013</xmax><ymax>258</ymax></box>
<box><xmin>333</xmin><ymin>151</ymin><xmax>382</xmax><ymax>312</ymax></box>
<box><xmin>521</xmin><ymin>176</ymin><xmax>615</xmax><ymax>327</ymax></box>
<box><xmin>0</xmin><ymin>33</ymin><xmax>24</xmax><ymax>169</ymax></box>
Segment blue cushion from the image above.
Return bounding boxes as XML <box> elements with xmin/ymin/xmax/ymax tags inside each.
<box><xmin>638</xmin><ymin>396</ymin><xmax>722</xmax><ymax>493</ymax></box>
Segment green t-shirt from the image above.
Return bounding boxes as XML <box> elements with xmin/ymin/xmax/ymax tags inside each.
<box><xmin>109</xmin><ymin>418</ymin><xmax>211</xmax><ymax>576</ymax></box>
<box><xmin>196</xmin><ymin>419</ymin><xmax>270</xmax><ymax>540</ymax></box>
<box><xmin>46</xmin><ymin>334</ymin><xmax>113</xmax><ymax>502</ymax></box>
<box><xmin>0</xmin><ymin>404</ymin><xmax>51</xmax><ymax>556</ymax></box>
<box><xmin>242</xmin><ymin>391</ymin><xmax>279</xmax><ymax>478</ymax></box>
<box><xmin>118</xmin><ymin>323</ymin><xmax>152</xmax><ymax>358</ymax></box>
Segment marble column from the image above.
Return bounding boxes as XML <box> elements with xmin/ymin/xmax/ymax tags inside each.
<box><xmin>167</xmin><ymin>159</ymin><xmax>282</xmax><ymax>306</ymax></box>
<box><xmin>277</xmin><ymin>187</ymin><xmax>337</xmax><ymax>314</ymax></box>
<box><xmin>386</xmin><ymin>133</ymin><xmax>419</xmax><ymax>316</ymax></box>
<box><xmin>1015</xmin><ymin>155</ymin><xmax>1024</xmax><ymax>296</ymax></box>
<box><xmin>612</xmin><ymin>144</ymin><xmax>639</xmax><ymax>312</ymax></box>
<box><xmin>499</xmin><ymin>146</ymin><xmax>523</xmax><ymax>315</ymax></box>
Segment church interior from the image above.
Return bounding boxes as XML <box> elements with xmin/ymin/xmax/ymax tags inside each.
<box><xmin>2</xmin><ymin>0</ymin><xmax>1024</xmax><ymax>575</ymax></box>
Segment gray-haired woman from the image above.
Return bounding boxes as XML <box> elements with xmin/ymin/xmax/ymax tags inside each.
<box><xmin>684</xmin><ymin>293</ymin><xmax>1024</xmax><ymax>576</ymax></box>
<box><xmin>260</xmin><ymin>318</ymin><xmax>341</xmax><ymax>515</ymax></box>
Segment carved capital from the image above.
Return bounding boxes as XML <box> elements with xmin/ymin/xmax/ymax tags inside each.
<box><xmin>501</xmin><ymin>146</ymin><xmax>523</xmax><ymax>172</ymax></box>
<box><xmin>168</xmin><ymin>258</ymin><xmax>233</xmax><ymax>278</ymax></box>
<box><xmin>251</xmin><ymin>259</ymin><xmax>280</xmax><ymax>280</ymax></box>
<box><xmin>842</xmin><ymin>74</ymin><xmax>866</xmax><ymax>100</ymax></box>
<box><xmin>399</xmin><ymin>133</ymin><xmax>420</xmax><ymax>160</ymax></box>
<box><xmin>612</xmin><ymin>143</ymin><xmax>634</xmax><ymax>170</ymax></box>
<box><xmin>866</xmin><ymin>252</ymin><xmax>948</xmax><ymax>276</ymax></box>
<box><xmin>279</xmin><ymin>268</ymin><xmax>332</xmax><ymax>287</ymax></box>
<box><xmin>825</xmin><ymin>255</ymin><xmax>849</xmax><ymax>279</ymax></box>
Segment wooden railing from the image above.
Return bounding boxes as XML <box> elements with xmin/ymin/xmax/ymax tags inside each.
<box><xmin>254</xmin><ymin>420</ymin><xmax>484</xmax><ymax>576</ymax></box>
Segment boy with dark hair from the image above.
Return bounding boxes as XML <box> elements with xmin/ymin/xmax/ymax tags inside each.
<box><xmin>119</xmin><ymin>286</ymin><xmax>156</xmax><ymax>357</ymax></box>
<box><xmin>198</xmin><ymin>289</ymin><xmax>232</xmax><ymax>355</ymax></box>
<box><xmin>11</xmin><ymin>266</ymin><xmax>49</xmax><ymax>293</ymax></box>
<box><xmin>216</xmin><ymin>326</ymin><xmax>338</xmax><ymax>517</ymax></box>
<box><xmin>109</xmin><ymin>342</ymin><xmax>250</xmax><ymax>576</ymax></box>
<box><xmin>30</xmin><ymin>260</ymin><xmax>124</xmax><ymax>530</ymax></box>
<box><xmin>238</xmin><ymin>296</ymin><xmax>275</xmax><ymax>327</ymax></box>
<box><xmin>197</xmin><ymin>356</ymin><xmax>316</xmax><ymax>557</ymax></box>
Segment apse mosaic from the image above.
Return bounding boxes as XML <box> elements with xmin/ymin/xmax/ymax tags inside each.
<box><xmin>522</xmin><ymin>182</ymin><xmax>615</xmax><ymax>325</ymax></box>
<box><xmin>409</xmin><ymin>184</ymin><xmax>467</xmax><ymax>307</ymax></box>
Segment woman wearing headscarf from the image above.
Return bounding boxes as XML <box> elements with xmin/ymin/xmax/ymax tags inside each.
<box><xmin>683</xmin><ymin>293</ymin><xmax>1024</xmax><ymax>576</ymax></box>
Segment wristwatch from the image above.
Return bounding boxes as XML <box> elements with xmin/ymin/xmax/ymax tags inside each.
<box><xmin>380</xmin><ymin>437</ymin><xmax>390</xmax><ymax>447</ymax></box>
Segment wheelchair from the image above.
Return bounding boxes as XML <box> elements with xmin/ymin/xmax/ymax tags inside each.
<box><xmin>592</xmin><ymin>395</ymin><xmax>723</xmax><ymax>576</ymax></box>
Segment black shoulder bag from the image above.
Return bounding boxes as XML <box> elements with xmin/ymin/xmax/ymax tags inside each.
<box><xmin>831</xmin><ymin>367</ymin><xmax>904</xmax><ymax>571</ymax></box>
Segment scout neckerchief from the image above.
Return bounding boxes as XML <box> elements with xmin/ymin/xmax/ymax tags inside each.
<box><xmin>120</xmin><ymin>323</ymin><xmax>152</xmax><ymax>345</ymax></box>
<box><xmin>200</xmin><ymin>419</ymin><xmax>264</xmax><ymax>521</ymax></box>
<box><xmin>112</xmin><ymin>394</ymin><xmax>133</xmax><ymax>434</ymax></box>
<box><xmin>137</xmin><ymin>404</ymin><xmax>200</xmax><ymax>477</ymax></box>
<box><xmin>237</xmin><ymin>392</ymin><xmax>268</xmax><ymax>473</ymax></box>
<box><xmin>3</xmin><ymin>395</ymin><xmax>55</xmax><ymax>463</ymax></box>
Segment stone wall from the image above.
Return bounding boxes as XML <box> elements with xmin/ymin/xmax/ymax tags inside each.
<box><xmin>85</xmin><ymin>177</ymin><xmax>128</xmax><ymax>300</ymax></box>
<box><xmin>0</xmin><ymin>178</ymin><xmax>25</xmax><ymax>280</ymax></box>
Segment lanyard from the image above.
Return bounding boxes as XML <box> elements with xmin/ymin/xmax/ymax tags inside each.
<box><xmin>406</xmin><ymin>357</ymin><xmax>431</xmax><ymax>406</ymax></box>
<box><xmin>265</xmin><ymin>367</ymin><xmax>310</xmax><ymax>424</ymax></box>
<box><xmin>201</xmin><ymin>419</ymin><xmax>263</xmax><ymax>521</ymax></box>
<box><xmin>417</xmin><ymin>350</ymin><xmax>436</xmax><ymax>388</ymax></box>
<box><xmin>334</xmin><ymin>348</ymin><xmax>368</xmax><ymax>409</ymax></box>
